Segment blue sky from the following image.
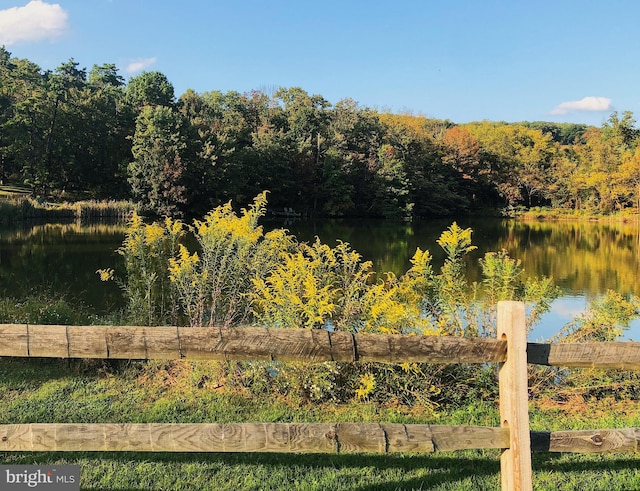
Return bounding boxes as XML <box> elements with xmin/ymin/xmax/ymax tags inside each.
<box><xmin>1</xmin><ymin>0</ymin><xmax>638</xmax><ymax>126</ymax></box>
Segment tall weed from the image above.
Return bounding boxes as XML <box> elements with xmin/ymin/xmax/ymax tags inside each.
<box><xmin>102</xmin><ymin>194</ymin><xmax>561</xmax><ymax>407</ymax></box>
<box><xmin>100</xmin><ymin>213</ymin><xmax>183</xmax><ymax>325</ymax></box>
<box><xmin>170</xmin><ymin>192</ymin><xmax>295</xmax><ymax>327</ymax></box>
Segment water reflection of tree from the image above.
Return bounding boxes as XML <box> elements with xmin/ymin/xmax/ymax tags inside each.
<box><xmin>1</xmin><ymin>218</ymin><xmax>638</xmax><ymax>314</ymax></box>
<box><xmin>0</xmin><ymin>221</ymin><xmax>127</xmax><ymax>243</ymax></box>
<box><xmin>0</xmin><ymin>222</ymin><xmax>126</xmax><ymax>313</ymax></box>
<box><xmin>495</xmin><ymin>221</ymin><xmax>640</xmax><ymax>298</ymax></box>
<box><xmin>266</xmin><ymin>218</ymin><xmax>640</xmax><ymax>298</ymax></box>
<box><xmin>229</xmin><ymin>216</ymin><xmax>638</xmax><ymax>302</ymax></box>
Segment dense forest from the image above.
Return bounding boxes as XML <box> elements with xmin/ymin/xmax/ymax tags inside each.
<box><xmin>1</xmin><ymin>47</ymin><xmax>640</xmax><ymax>218</ymax></box>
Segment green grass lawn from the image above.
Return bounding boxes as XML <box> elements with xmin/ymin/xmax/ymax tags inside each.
<box><xmin>1</xmin><ymin>358</ymin><xmax>640</xmax><ymax>490</ymax></box>
<box><xmin>4</xmin><ymin>450</ymin><xmax>640</xmax><ymax>490</ymax></box>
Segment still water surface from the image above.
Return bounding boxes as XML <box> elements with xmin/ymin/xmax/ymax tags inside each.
<box><xmin>1</xmin><ymin>217</ymin><xmax>638</xmax><ymax>340</ymax></box>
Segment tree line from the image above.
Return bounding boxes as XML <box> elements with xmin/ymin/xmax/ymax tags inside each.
<box><xmin>2</xmin><ymin>48</ymin><xmax>639</xmax><ymax>218</ymax></box>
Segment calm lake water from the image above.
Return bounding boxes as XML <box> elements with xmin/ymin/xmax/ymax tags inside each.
<box><xmin>1</xmin><ymin>217</ymin><xmax>639</xmax><ymax>340</ymax></box>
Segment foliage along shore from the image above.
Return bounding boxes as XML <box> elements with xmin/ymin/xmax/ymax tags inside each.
<box><xmin>513</xmin><ymin>205</ymin><xmax>640</xmax><ymax>222</ymax></box>
<box><xmin>2</xmin><ymin>190</ymin><xmax>638</xmax><ymax>225</ymax></box>
<box><xmin>0</xmin><ymin>194</ymin><xmax>138</xmax><ymax>223</ymax></box>
<box><xmin>3</xmin><ymin>47</ymin><xmax>640</xmax><ymax>220</ymax></box>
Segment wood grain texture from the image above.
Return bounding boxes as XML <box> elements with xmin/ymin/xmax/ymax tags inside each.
<box><xmin>0</xmin><ymin>324</ymin><xmax>28</xmax><ymax>356</ymax></box>
<box><xmin>531</xmin><ymin>429</ymin><xmax>639</xmax><ymax>453</ymax></box>
<box><xmin>498</xmin><ymin>301</ymin><xmax>533</xmax><ymax>491</ymax></box>
<box><xmin>0</xmin><ymin>423</ymin><xmax>507</xmax><ymax>453</ymax></box>
<box><xmin>528</xmin><ymin>342</ymin><xmax>640</xmax><ymax>369</ymax></box>
<box><xmin>354</xmin><ymin>332</ymin><xmax>507</xmax><ymax>363</ymax></box>
<box><xmin>4</xmin><ymin>424</ymin><xmax>636</xmax><ymax>455</ymax></box>
<box><xmin>0</xmin><ymin>324</ymin><xmax>507</xmax><ymax>364</ymax></box>
<box><xmin>13</xmin><ymin>324</ymin><xmax>639</xmax><ymax>368</ymax></box>
<box><xmin>431</xmin><ymin>425</ymin><xmax>509</xmax><ymax>451</ymax></box>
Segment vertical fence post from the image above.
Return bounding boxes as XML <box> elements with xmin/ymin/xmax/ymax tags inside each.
<box><xmin>497</xmin><ymin>300</ymin><xmax>533</xmax><ymax>491</ymax></box>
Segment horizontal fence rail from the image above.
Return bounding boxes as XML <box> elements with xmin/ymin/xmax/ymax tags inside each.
<box><xmin>3</xmin><ymin>324</ymin><xmax>639</xmax><ymax>369</ymax></box>
<box><xmin>0</xmin><ymin>423</ymin><xmax>509</xmax><ymax>453</ymax></box>
<box><xmin>531</xmin><ymin>429</ymin><xmax>640</xmax><ymax>453</ymax></box>
<box><xmin>0</xmin><ymin>324</ymin><xmax>507</xmax><ymax>364</ymax></box>
<box><xmin>527</xmin><ymin>342</ymin><xmax>640</xmax><ymax>369</ymax></box>
<box><xmin>1</xmin><ymin>424</ymin><xmax>636</xmax><ymax>454</ymax></box>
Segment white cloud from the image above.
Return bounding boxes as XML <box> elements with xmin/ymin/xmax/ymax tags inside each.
<box><xmin>0</xmin><ymin>0</ymin><xmax>68</xmax><ymax>46</ymax></box>
<box><xmin>550</xmin><ymin>96</ymin><xmax>612</xmax><ymax>115</ymax></box>
<box><xmin>125</xmin><ymin>57</ymin><xmax>157</xmax><ymax>74</ymax></box>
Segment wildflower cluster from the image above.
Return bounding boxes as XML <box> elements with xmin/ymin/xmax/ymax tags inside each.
<box><xmin>99</xmin><ymin>194</ymin><xmax>566</xmax><ymax>406</ymax></box>
<box><xmin>102</xmin><ymin>212</ymin><xmax>184</xmax><ymax>325</ymax></box>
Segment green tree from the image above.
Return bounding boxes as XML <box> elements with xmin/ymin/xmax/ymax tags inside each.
<box><xmin>0</xmin><ymin>47</ymin><xmax>21</xmax><ymax>184</ymax></box>
<box><xmin>602</xmin><ymin>111</ymin><xmax>639</xmax><ymax>152</ymax></box>
<box><xmin>39</xmin><ymin>59</ymin><xmax>88</xmax><ymax>192</ymax></box>
<box><xmin>613</xmin><ymin>147</ymin><xmax>640</xmax><ymax>211</ymax></box>
<box><xmin>566</xmin><ymin>112</ymin><xmax>640</xmax><ymax>213</ymax></box>
<box><xmin>0</xmin><ymin>52</ymin><xmax>133</xmax><ymax>196</ymax></box>
<box><xmin>323</xmin><ymin>98</ymin><xmax>383</xmax><ymax>215</ymax></box>
<box><xmin>126</xmin><ymin>71</ymin><xmax>175</xmax><ymax>109</ymax></box>
<box><xmin>576</xmin><ymin>127</ymin><xmax>623</xmax><ymax>212</ymax></box>
<box><xmin>465</xmin><ymin>122</ymin><xmax>557</xmax><ymax>207</ymax></box>
<box><xmin>77</xmin><ymin>64</ymin><xmax>131</xmax><ymax>196</ymax></box>
<box><xmin>545</xmin><ymin>146</ymin><xmax>584</xmax><ymax>208</ymax></box>
<box><xmin>380</xmin><ymin>113</ymin><xmax>464</xmax><ymax>216</ymax></box>
<box><xmin>272</xmin><ymin>87</ymin><xmax>331</xmax><ymax>211</ymax></box>
<box><xmin>441</xmin><ymin>126</ymin><xmax>495</xmax><ymax>208</ymax></box>
<box><xmin>520</xmin><ymin>121</ymin><xmax>588</xmax><ymax>145</ymax></box>
<box><xmin>88</xmin><ymin>63</ymin><xmax>124</xmax><ymax>88</ymax></box>
<box><xmin>128</xmin><ymin>105</ymin><xmax>193</xmax><ymax>216</ymax></box>
<box><xmin>178</xmin><ymin>89</ymin><xmax>261</xmax><ymax>210</ymax></box>
<box><xmin>372</xmin><ymin>144</ymin><xmax>412</xmax><ymax>217</ymax></box>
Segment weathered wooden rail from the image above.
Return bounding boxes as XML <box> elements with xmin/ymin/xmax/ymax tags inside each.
<box><xmin>0</xmin><ymin>323</ymin><xmax>507</xmax><ymax>363</ymax></box>
<box><xmin>1</xmin><ymin>301</ymin><xmax>640</xmax><ymax>490</ymax></box>
<box><xmin>0</xmin><ymin>423</ymin><xmax>509</xmax><ymax>453</ymax></box>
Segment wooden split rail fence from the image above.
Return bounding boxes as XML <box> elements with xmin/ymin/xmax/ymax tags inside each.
<box><xmin>1</xmin><ymin>301</ymin><xmax>640</xmax><ymax>490</ymax></box>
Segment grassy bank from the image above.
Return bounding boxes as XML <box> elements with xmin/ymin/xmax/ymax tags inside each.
<box><xmin>0</xmin><ymin>185</ymin><xmax>138</xmax><ymax>222</ymax></box>
<box><xmin>516</xmin><ymin>206</ymin><xmax>640</xmax><ymax>222</ymax></box>
<box><xmin>0</xmin><ymin>196</ymin><xmax>138</xmax><ymax>222</ymax></box>
<box><xmin>2</xmin><ymin>356</ymin><xmax>640</xmax><ymax>490</ymax></box>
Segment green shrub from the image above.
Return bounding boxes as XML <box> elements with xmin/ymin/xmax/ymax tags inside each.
<box><xmin>0</xmin><ymin>294</ymin><xmax>91</xmax><ymax>325</ymax></box>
